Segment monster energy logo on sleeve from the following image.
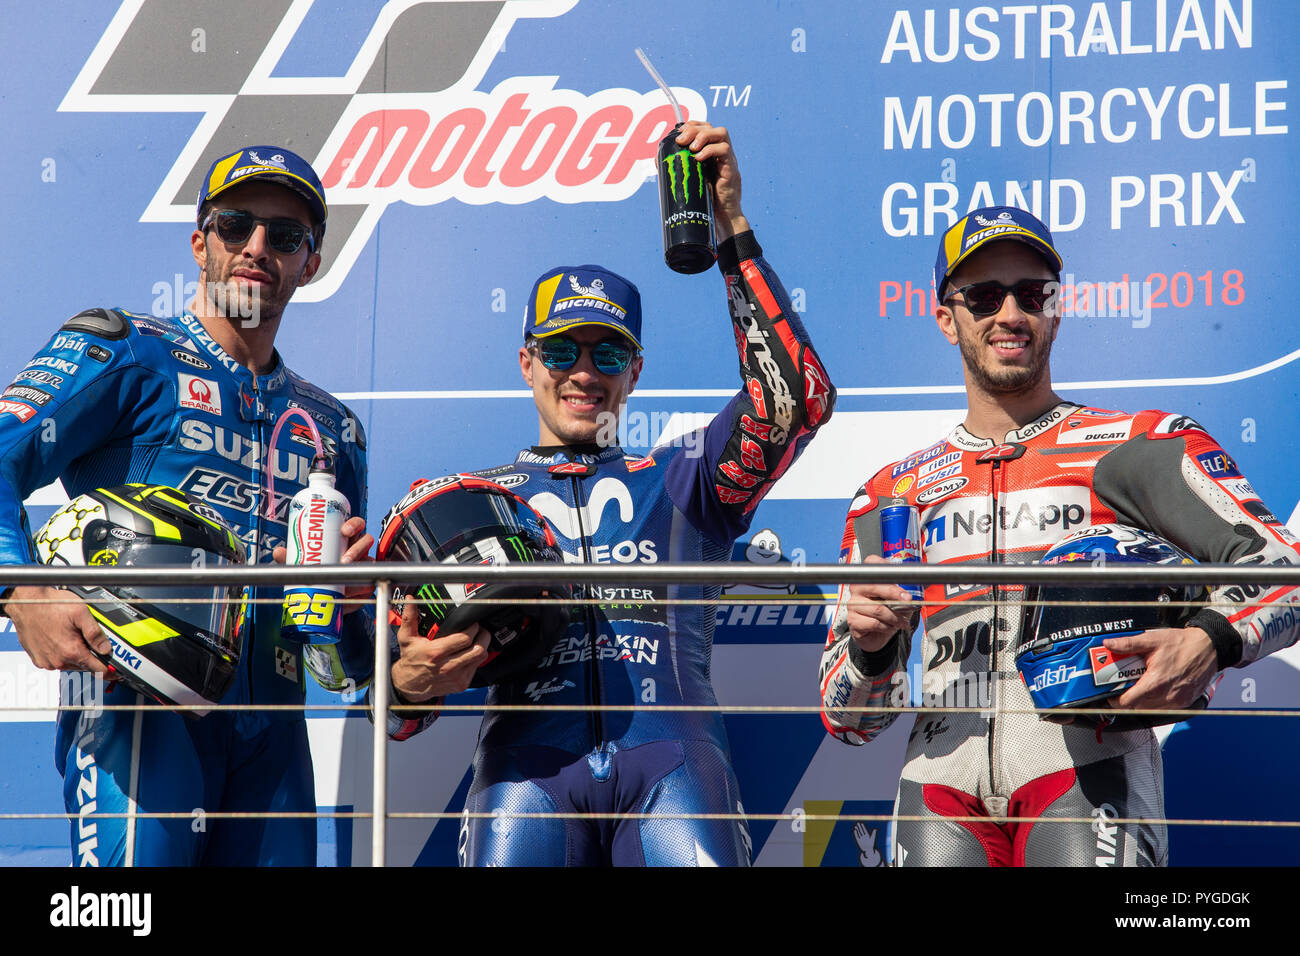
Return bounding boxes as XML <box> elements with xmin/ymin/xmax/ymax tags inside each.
<box><xmin>661</xmin><ymin>150</ymin><xmax>705</xmax><ymax>202</ymax></box>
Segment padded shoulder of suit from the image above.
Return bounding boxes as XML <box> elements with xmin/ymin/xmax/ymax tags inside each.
<box><xmin>59</xmin><ymin>307</ymin><xmax>130</xmax><ymax>340</ymax></box>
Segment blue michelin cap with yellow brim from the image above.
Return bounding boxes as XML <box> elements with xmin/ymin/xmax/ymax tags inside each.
<box><xmin>935</xmin><ymin>206</ymin><xmax>1062</xmax><ymax>299</ymax></box>
<box><xmin>523</xmin><ymin>265</ymin><xmax>642</xmax><ymax>349</ymax></box>
<box><xmin>198</xmin><ymin>146</ymin><xmax>328</xmax><ymax>230</ymax></box>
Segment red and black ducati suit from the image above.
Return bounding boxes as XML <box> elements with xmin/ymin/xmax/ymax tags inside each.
<box><xmin>820</xmin><ymin>403</ymin><xmax>1300</xmax><ymax>866</ymax></box>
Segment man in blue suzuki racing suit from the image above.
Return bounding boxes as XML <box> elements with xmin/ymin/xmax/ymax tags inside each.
<box><xmin>0</xmin><ymin>146</ymin><xmax>374</xmax><ymax>865</ymax></box>
<box><xmin>378</xmin><ymin>122</ymin><xmax>836</xmax><ymax>866</ymax></box>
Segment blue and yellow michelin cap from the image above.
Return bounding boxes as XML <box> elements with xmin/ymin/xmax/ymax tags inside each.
<box><xmin>197</xmin><ymin>146</ymin><xmax>328</xmax><ymax>227</ymax></box>
<box><xmin>522</xmin><ymin>265</ymin><xmax>642</xmax><ymax>348</ymax></box>
<box><xmin>935</xmin><ymin>206</ymin><xmax>1062</xmax><ymax>298</ymax></box>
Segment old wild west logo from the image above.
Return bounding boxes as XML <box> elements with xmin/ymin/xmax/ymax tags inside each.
<box><xmin>63</xmin><ymin>1</ymin><xmax>707</xmax><ymax>300</ymax></box>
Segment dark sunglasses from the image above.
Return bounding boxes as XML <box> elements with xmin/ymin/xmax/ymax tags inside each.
<box><xmin>203</xmin><ymin>209</ymin><xmax>315</xmax><ymax>254</ymax></box>
<box><xmin>535</xmin><ymin>335</ymin><xmax>636</xmax><ymax>375</ymax></box>
<box><xmin>945</xmin><ymin>278</ymin><xmax>1058</xmax><ymax>316</ymax></box>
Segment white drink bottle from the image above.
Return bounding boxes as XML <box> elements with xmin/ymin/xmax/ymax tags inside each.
<box><xmin>282</xmin><ymin>463</ymin><xmax>350</xmax><ymax>644</ymax></box>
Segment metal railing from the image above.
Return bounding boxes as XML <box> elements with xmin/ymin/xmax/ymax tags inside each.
<box><xmin>4</xmin><ymin>560</ymin><xmax>1299</xmax><ymax>865</ymax></box>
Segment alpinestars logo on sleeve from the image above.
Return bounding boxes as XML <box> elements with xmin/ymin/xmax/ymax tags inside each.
<box><xmin>61</xmin><ymin>0</ymin><xmax>707</xmax><ymax>301</ymax></box>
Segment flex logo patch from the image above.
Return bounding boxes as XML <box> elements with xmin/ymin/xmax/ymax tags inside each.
<box><xmin>63</xmin><ymin>0</ymin><xmax>706</xmax><ymax>301</ymax></box>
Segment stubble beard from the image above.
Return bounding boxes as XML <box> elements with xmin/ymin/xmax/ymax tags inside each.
<box><xmin>202</xmin><ymin>262</ymin><xmax>296</xmax><ymax>328</ymax></box>
<box><xmin>956</xmin><ymin>322</ymin><xmax>1054</xmax><ymax>396</ymax></box>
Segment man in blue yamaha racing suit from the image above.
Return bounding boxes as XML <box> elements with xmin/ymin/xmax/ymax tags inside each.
<box><xmin>0</xmin><ymin>146</ymin><xmax>373</xmax><ymax>865</ymax></box>
<box><xmin>378</xmin><ymin>122</ymin><xmax>835</xmax><ymax>866</ymax></box>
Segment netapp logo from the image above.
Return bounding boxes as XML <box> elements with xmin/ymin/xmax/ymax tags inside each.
<box><xmin>922</xmin><ymin>487</ymin><xmax>1091</xmax><ymax>562</ymax></box>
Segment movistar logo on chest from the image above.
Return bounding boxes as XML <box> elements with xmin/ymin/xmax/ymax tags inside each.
<box><xmin>922</xmin><ymin>487</ymin><xmax>1091</xmax><ymax>563</ymax></box>
<box><xmin>64</xmin><ymin>1</ymin><xmax>706</xmax><ymax>301</ymax></box>
<box><xmin>529</xmin><ymin>477</ymin><xmax>633</xmax><ymax>539</ymax></box>
<box><xmin>527</xmin><ymin>477</ymin><xmax>657</xmax><ymax>564</ymax></box>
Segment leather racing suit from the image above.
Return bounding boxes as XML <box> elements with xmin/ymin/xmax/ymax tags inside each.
<box><xmin>0</xmin><ymin>307</ymin><xmax>373</xmax><ymax>866</ymax></box>
<box><xmin>379</xmin><ymin>232</ymin><xmax>835</xmax><ymax>866</ymax></box>
<box><xmin>819</xmin><ymin>403</ymin><xmax>1300</xmax><ymax>866</ymax></box>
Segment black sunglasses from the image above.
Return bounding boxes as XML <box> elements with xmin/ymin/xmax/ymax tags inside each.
<box><xmin>945</xmin><ymin>278</ymin><xmax>1058</xmax><ymax>316</ymax></box>
<box><xmin>203</xmin><ymin>209</ymin><xmax>315</xmax><ymax>254</ymax></box>
<box><xmin>534</xmin><ymin>335</ymin><xmax>636</xmax><ymax>375</ymax></box>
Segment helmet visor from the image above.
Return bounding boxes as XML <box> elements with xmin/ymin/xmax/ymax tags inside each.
<box><xmin>1022</xmin><ymin>584</ymin><xmax>1178</xmax><ymax>654</ymax></box>
<box><xmin>388</xmin><ymin>485</ymin><xmax>551</xmax><ymax>563</ymax></box>
<box><xmin>113</xmin><ymin>542</ymin><xmax>247</xmax><ymax>655</ymax></box>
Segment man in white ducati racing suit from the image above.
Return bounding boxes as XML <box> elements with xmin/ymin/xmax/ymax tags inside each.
<box><xmin>819</xmin><ymin>206</ymin><xmax>1300</xmax><ymax>866</ymax></box>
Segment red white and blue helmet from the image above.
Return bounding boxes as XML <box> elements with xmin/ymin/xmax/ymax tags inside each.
<box><xmin>1017</xmin><ymin>524</ymin><xmax>1205</xmax><ymax>714</ymax></box>
<box><xmin>376</xmin><ymin>475</ymin><xmax>571</xmax><ymax>687</ymax></box>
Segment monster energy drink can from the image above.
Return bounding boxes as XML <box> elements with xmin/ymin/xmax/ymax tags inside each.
<box><xmin>656</xmin><ymin>124</ymin><xmax>716</xmax><ymax>274</ymax></box>
<box><xmin>880</xmin><ymin>505</ymin><xmax>924</xmax><ymax>600</ymax></box>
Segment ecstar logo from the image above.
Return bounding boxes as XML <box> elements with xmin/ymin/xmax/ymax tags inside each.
<box><xmin>62</xmin><ymin>1</ymin><xmax>707</xmax><ymax>301</ymax></box>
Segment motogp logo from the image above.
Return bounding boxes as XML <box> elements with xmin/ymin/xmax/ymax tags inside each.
<box><xmin>63</xmin><ymin>1</ymin><xmax>707</xmax><ymax>301</ymax></box>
